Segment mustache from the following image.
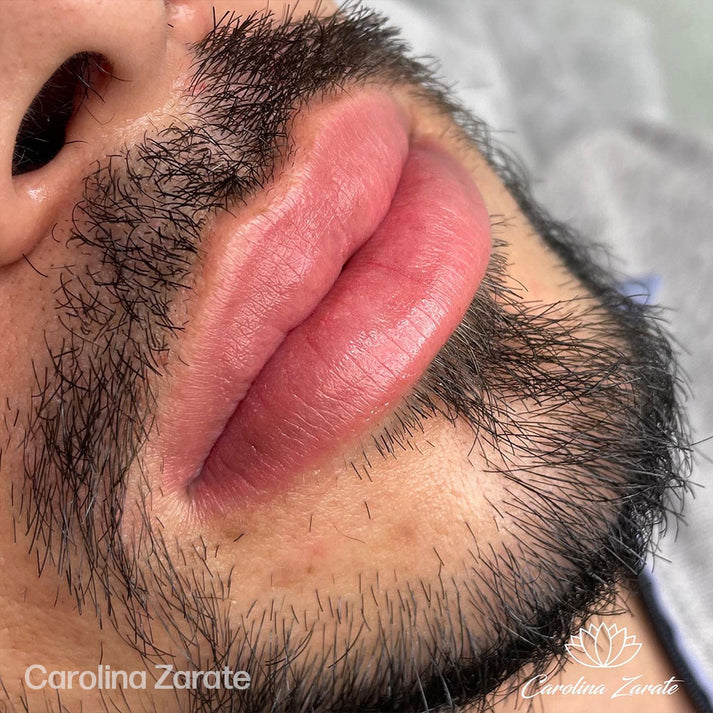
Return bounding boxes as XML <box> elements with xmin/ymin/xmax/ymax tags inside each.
<box><xmin>15</xmin><ymin>5</ymin><xmax>691</xmax><ymax>713</ymax></box>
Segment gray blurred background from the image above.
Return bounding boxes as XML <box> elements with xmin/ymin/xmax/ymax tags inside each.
<box><xmin>364</xmin><ymin>0</ymin><xmax>713</xmax><ymax>700</ymax></box>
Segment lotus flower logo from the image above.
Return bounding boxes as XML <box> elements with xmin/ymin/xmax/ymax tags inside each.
<box><xmin>565</xmin><ymin>623</ymin><xmax>642</xmax><ymax>668</ymax></box>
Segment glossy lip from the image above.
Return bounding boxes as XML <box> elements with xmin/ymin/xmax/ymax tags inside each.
<box><xmin>151</xmin><ymin>90</ymin><xmax>491</xmax><ymax>513</ymax></box>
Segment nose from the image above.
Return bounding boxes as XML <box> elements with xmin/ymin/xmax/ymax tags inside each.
<box><xmin>0</xmin><ymin>0</ymin><xmax>170</xmax><ymax>266</ymax></box>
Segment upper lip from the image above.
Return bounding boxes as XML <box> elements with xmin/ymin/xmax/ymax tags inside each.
<box><xmin>144</xmin><ymin>88</ymin><xmax>491</xmax><ymax>513</ymax></box>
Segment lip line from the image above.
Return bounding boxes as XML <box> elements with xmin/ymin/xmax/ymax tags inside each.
<box><xmin>152</xmin><ymin>89</ymin><xmax>413</xmax><ymax>498</ymax></box>
<box><xmin>189</xmin><ymin>179</ymin><xmax>410</xmax><ymax>489</ymax></box>
<box><xmin>192</xmin><ymin>147</ymin><xmax>492</xmax><ymax>509</ymax></box>
<box><xmin>187</xmin><ymin>123</ymin><xmax>460</xmax><ymax>484</ymax></box>
<box><xmin>146</xmin><ymin>87</ymin><xmax>492</xmax><ymax>511</ymax></box>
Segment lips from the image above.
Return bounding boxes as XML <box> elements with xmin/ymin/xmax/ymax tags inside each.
<box><xmin>153</xmin><ymin>91</ymin><xmax>491</xmax><ymax>512</ymax></box>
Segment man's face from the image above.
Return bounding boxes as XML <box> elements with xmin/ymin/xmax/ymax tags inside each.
<box><xmin>0</xmin><ymin>2</ymin><xmax>688</xmax><ymax>712</ymax></box>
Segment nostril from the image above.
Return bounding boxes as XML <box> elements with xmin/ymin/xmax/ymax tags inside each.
<box><xmin>11</xmin><ymin>52</ymin><xmax>112</xmax><ymax>177</ymax></box>
<box><xmin>0</xmin><ymin>0</ymin><xmax>168</xmax><ymax>266</ymax></box>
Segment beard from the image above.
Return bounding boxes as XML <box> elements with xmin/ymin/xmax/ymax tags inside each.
<box><xmin>13</xmin><ymin>5</ymin><xmax>690</xmax><ymax>712</ymax></box>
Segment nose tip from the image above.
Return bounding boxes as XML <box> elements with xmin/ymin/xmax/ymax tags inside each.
<box><xmin>0</xmin><ymin>0</ymin><xmax>169</xmax><ymax>266</ymax></box>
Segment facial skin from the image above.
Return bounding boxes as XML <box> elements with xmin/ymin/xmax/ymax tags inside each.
<box><xmin>0</xmin><ymin>2</ymin><xmax>691</xmax><ymax>713</ymax></box>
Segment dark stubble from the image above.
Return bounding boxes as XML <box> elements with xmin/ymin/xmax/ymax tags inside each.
<box><xmin>12</xmin><ymin>6</ymin><xmax>690</xmax><ymax>712</ymax></box>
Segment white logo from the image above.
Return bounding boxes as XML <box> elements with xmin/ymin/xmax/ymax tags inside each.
<box><xmin>520</xmin><ymin>621</ymin><xmax>682</xmax><ymax>700</ymax></box>
<box><xmin>564</xmin><ymin>623</ymin><xmax>641</xmax><ymax>668</ymax></box>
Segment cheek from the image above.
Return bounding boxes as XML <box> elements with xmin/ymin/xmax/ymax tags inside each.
<box><xmin>0</xmin><ymin>227</ymin><xmax>105</xmax><ymax>497</ymax></box>
<box><xmin>0</xmin><ymin>246</ymin><xmax>65</xmax><ymax>423</ymax></box>
<box><xmin>462</xmin><ymin>155</ymin><xmax>587</xmax><ymax>307</ymax></box>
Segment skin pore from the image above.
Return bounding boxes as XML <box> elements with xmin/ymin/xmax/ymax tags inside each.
<box><xmin>0</xmin><ymin>2</ymin><xmax>693</xmax><ymax>712</ymax></box>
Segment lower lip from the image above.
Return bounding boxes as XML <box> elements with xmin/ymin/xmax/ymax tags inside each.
<box><xmin>157</xmin><ymin>92</ymin><xmax>491</xmax><ymax>512</ymax></box>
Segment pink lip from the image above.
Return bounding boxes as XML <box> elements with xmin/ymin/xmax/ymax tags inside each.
<box><xmin>154</xmin><ymin>92</ymin><xmax>491</xmax><ymax>512</ymax></box>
